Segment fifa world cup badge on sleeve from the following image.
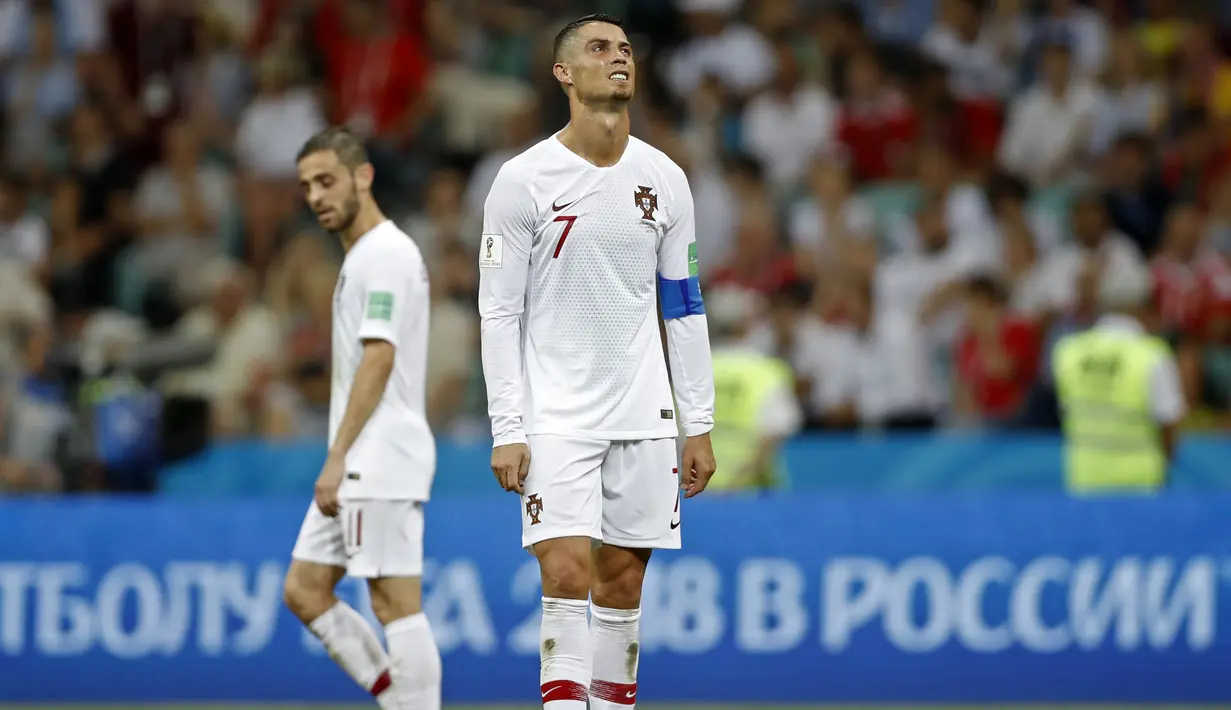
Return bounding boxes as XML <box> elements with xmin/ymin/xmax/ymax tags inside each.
<box><xmin>367</xmin><ymin>292</ymin><xmax>394</xmax><ymax>320</ymax></box>
<box><xmin>480</xmin><ymin>233</ymin><xmax>503</xmax><ymax>268</ymax></box>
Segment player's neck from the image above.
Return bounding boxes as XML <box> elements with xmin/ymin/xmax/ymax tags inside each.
<box><xmin>340</xmin><ymin>203</ymin><xmax>388</xmax><ymax>251</ymax></box>
<box><xmin>559</xmin><ymin>106</ymin><xmax>630</xmax><ymax>168</ymax></box>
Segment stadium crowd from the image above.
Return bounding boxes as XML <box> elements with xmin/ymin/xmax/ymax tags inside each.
<box><xmin>0</xmin><ymin>0</ymin><xmax>1229</xmax><ymax>493</ymax></box>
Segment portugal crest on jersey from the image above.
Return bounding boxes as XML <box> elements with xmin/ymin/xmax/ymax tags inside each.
<box><xmin>634</xmin><ymin>185</ymin><xmax>658</xmax><ymax>221</ymax></box>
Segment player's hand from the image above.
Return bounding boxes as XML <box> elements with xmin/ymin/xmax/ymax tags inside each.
<box><xmin>680</xmin><ymin>432</ymin><xmax>717</xmax><ymax>498</ymax></box>
<box><xmin>314</xmin><ymin>450</ymin><xmax>345</xmax><ymax>517</ymax></box>
<box><xmin>491</xmin><ymin>443</ymin><xmax>531</xmax><ymax>495</ymax></box>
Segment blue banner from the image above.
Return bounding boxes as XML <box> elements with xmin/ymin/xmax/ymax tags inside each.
<box><xmin>1</xmin><ymin>495</ymin><xmax>1229</xmax><ymax>703</ymax></box>
<box><xmin>160</xmin><ymin>434</ymin><xmax>1231</xmax><ymax>497</ymax></box>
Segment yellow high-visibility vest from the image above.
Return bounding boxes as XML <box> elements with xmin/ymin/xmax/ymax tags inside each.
<box><xmin>708</xmin><ymin>350</ymin><xmax>793</xmax><ymax>491</ymax></box>
<box><xmin>1053</xmin><ymin>328</ymin><xmax>1170</xmax><ymax>493</ymax></box>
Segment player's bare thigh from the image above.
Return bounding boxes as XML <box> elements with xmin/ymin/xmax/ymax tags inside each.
<box><xmin>533</xmin><ymin>536</ymin><xmax>593</xmax><ymax>601</ymax></box>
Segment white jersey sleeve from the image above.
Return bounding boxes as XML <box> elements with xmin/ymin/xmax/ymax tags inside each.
<box><xmin>355</xmin><ymin>244</ymin><xmax>417</xmax><ymax>348</ymax></box>
<box><xmin>657</xmin><ymin>164</ymin><xmax>715</xmax><ymax>437</ymax></box>
<box><xmin>478</xmin><ymin>161</ymin><xmax>536</xmax><ymax>446</ymax></box>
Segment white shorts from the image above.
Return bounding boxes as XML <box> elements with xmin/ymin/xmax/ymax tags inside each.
<box><xmin>291</xmin><ymin>498</ymin><xmax>424</xmax><ymax>578</ymax></box>
<box><xmin>520</xmin><ymin>435</ymin><xmax>681</xmax><ymax>550</ymax></box>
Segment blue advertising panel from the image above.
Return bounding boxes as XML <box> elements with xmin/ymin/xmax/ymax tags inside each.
<box><xmin>159</xmin><ymin>434</ymin><xmax>1231</xmax><ymax>497</ymax></box>
<box><xmin>1</xmin><ymin>495</ymin><xmax>1229</xmax><ymax>703</ymax></box>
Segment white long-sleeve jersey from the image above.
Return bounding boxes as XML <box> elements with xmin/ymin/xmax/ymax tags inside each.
<box><xmin>478</xmin><ymin>133</ymin><xmax>715</xmax><ymax>447</ymax></box>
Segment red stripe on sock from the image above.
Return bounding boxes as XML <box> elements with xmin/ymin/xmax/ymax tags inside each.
<box><xmin>592</xmin><ymin>679</ymin><xmax>637</xmax><ymax>705</ymax></box>
<box><xmin>370</xmin><ymin>669</ymin><xmax>392</xmax><ymax>696</ymax></box>
<box><xmin>541</xmin><ymin>679</ymin><xmax>588</xmax><ymax>703</ymax></box>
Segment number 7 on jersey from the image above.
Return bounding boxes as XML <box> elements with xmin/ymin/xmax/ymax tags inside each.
<box><xmin>552</xmin><ymin>215</ymin><xmax>576</xmax><ymax>259</ymax></box>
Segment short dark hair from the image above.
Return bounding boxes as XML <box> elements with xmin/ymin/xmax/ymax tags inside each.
<box><xmin>1111</xmin><ymin>131</ymin><xmax>1153</xmax><ymax>157</ymax></box>
<box><xmin>986</xmin><ymin>171</ymin><xmax>1029</xmax><ymax>205</ymax></box>
<box><xmin>553</xmin><ymin>13</ymin><xmax>624</xmax><ymax>62</ymax></box>
<box><xmin>1039</xmin><ymin>36</ymin><xmax>1072</xmax><ymax>57</ymax></box>
<box><xmin>826</xmin><ymin>2</ymin><xmax>864</xmax><ymax>30</ymax></box>
<box><xmin>296</xmin><ymin>126</ymin><xmax>369</xmax><ymax>170</ymax></box>
<box><xmin>966</xmin><ymin>273</ymin><xmax>1009</xmax><ymax>304</ymax></box>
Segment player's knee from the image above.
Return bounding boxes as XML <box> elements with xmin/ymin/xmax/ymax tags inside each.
<box><xmin>537</xmin><ymin>549</ymin><xmax>590</xmax><ymax>600</ymax></box>
<box><xmin>368</xmin><ymin>578</ymin><xmax>422</xmax><ymax>626</ymax></box>
<box><xmin>283</xmin><ymin>568</ymin><xmax>335</xmax><ymax>623</ymax></box>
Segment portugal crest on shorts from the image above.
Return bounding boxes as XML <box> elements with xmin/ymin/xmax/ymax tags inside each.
<box><xmin>634</xmin><ymin>185</ymin><xmax>658</xmax><ymax>221</ymax></box>
<box><xmin>526</xmin><ymin>494</ymin><xmax>544</xmax><ymax>525</ymax></box>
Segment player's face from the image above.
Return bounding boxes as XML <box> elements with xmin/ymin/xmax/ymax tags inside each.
<box><xmin>558</xmin><ymin>23</ymin><xmax>635</xmax><ymax>104</ymax></box>
<box><xmin>298</xmin><ymin>150</ymin><xmax>362</xmax><ymax>233</ymax></box>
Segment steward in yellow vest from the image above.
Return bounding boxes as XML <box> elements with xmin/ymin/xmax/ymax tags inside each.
<box><xmin>1052</xmin><ymin>270</ymin><xmax>1186</xmax><ymax>493</ymax></box>
<box><xmin>704</xmin><ymin>288</ymin><xmax>803</xmax><ymax>493</ymax></box>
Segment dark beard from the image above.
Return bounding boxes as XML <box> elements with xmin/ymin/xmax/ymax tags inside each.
<box><xmin>331</xmin><ymin>191</ymin><xmax>362</xmax><ymax>234</ymax></box>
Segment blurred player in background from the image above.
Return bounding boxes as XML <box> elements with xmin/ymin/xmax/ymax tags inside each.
<box><xmin>479</xmin><ymin>15</ymin><xmax>717</xmax><ymax>710</ymax></box>
<box><xmin>284</xmin><ymin>127</ymin><xmax>441</xmax><ymax>709</ymax></box>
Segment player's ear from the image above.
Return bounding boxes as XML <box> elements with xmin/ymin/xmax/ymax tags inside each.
<box><xmin>354</xmin><ymin>162</ymin><xmax>375</xmax><ymax>192</ymax></box>
<box><xmin>552</xmin><ymin>62</ymin><xmax>572</xmax><ymax>88</ymax></box>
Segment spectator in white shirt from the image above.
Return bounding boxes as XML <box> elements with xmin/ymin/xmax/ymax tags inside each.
<box><xmin>694</xmin><ymin>155</ymin><xmax>771</xmax><ymax>282</ymax></box>
<box><xmin>824</xmin><ymin>276</ymin><xmax>943</xmax><ymax>430</ymax></box>
<box><xmin>132</xmin><ymin>120</ymin><xmax>233</xmax><ymax>294</ymax></box>
<box><xmin>984</xmin><ymin>174</ymin><xmax>1060</xmax><ymax>314</ymax></box>
<box><xmin>921</xmin><ymin>0</ymin><xmax>1013</xmax><ymax>101</ymax></box>
<box><xmin>879</xmin><ymin>199</ymin><xmax>990</xmax><ymax>349</ymax></box>
<box><xmin>0</xmin><ymin>173</ymin><xmax>50</xmax><ymax>277</ymax></box>
<box><xmin>0</xmin><ymin>0</ymin><xmax>105</xmax><ymax>59</ymax></box>
<box><xmin>787</xmin><ymin>155</ymin><xmax>876</xmax><ymax>280</ymax></box>
<box><xmin>1089</xmin><ymin>31</ymin><xmax>1165</xmax><ymax>156</ymax></box>
<box><xmin>890</xmin><ymin>143</ymin><xmax>997</xmax><ymax>262</ymax></box>
<box><xmin>234</xmin><ymin>51</ymin><xmax>328</xmax><ymax>182</ymax></box>
<box><xmin>3</xmin><ymin>9</ymin><xmax>80</xmax><ymax>171</ymax></box>
<box><xmin>741</xmin><ymin>39</ymin><xmax>838</xmax><ymax>191</ymax></box>
<box><xmin>1037</xmin><ymin>192</ymin><xmax>1146</xmax><ymax>315</ymax></box>
<box><xmin>1034</xmin><ymin>0</ymin><xmax>1110</xmax><ymax>79</ymax></box>
<box><xmin>664</xmin><ymin>0</ymin><xmax>775</xmax><ymax>100</ymax></box>
<box><xmin>998</xmin><ymin>40</ymin><xmax>1101</xmax><ymax>187</ymax></box>
<box><xmin>463</xmin><ymin>102</ymin><xmax>541</xmax><ymax>218</ymax></box>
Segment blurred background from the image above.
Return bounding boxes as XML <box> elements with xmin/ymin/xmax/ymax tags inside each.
<box><xmin>2</xmin><ymin>0</ymin><xmax>1231</xmax><ymax>706</ymax></box>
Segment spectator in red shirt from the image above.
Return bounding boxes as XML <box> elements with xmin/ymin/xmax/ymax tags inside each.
<box><xmin>249</xmin><ymin>0</ymin><xmax>425</xmax><ymax>57</ymax></box>
<box><xmin>326</xmin><ymin>0</ymin><xmax>431</xmax><ymax>147</ymax></box>
<box><xmin>708</xmin><ymin>201</ymin><xmax>799</xmax><ymax>296</ymax></box>
<box><xmin>954</xmin><ymin>275</ymin><xmax>1042</xmax><ymax>424</ymax></box>
<box><xmin>1151</xmin><ymin>203</ymin><xmax>1229</xmax><ymax>336</ymax></box>
<box><xmin>836</xmin><ymin>49</ymin><xmax>918</xmax><ymax>182</ymax></box>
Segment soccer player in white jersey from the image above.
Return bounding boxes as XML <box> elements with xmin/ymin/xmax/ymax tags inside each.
<box><xmin>478</xmin><ymin>15</ymin><xmax>717</xmax><ymax>710</ymax></box>
<box><xmin>283</xmin><ymin>127</ymin><xmax>441</xmax><ymax>709</ymax></box>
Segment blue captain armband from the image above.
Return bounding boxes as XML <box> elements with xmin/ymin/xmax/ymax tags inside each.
<box><xmin>658</xmin><ymin>274</ymin><xmax>705</xmax><ymax>319</ymax></box>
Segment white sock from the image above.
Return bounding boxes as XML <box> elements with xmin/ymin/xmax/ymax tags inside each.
<box><xmin>540</xmin><ymin>597</ymin><xmax>591</xmax><ymax>709</ymax></box>
<box><xmin>308</xmin><ymin>602</ymin><xmax>396</xmax><ymax>704</ymax></box>
<box><xmin>384</xmin><ymin>612</ymin><xmax>442</xmax><ymax>710</ymax></box>
<box><xmin>589</xmin><ymin>605</ymin><xmax>641</xmax><ymax>709</ymax></box>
